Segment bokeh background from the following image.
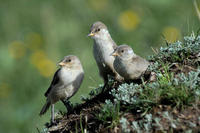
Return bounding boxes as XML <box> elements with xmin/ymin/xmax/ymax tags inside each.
<box><xmin>0</xmin><ymin>0</ymin><xmax>199</xmax><ymax>132</ymax></box>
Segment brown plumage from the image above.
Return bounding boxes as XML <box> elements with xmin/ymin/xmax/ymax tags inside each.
<box><xmin>112</xmin><ymin>44</ymin><xmax>149</xmax><ymax>80</ymax></box>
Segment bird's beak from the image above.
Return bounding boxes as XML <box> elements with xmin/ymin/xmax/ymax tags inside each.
<box><xmin>58</xmin><ymin>62</ymin><xmax>65</xmax><ymax>66</ymax></box>
<box><xmin>88</xmin><ymin>32</ymin><xmax>95</xmax><ymax>37</ymax></box>
<box><xmin>111</xmin><ymin>51</ymin><xmax>119</xmax><ymax>56</ymax></box>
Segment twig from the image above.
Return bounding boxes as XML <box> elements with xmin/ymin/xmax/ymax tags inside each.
<box><xmin>151</xmin><ymin>47</ymin><xmax>158</xmax><ymax>54</ymax></box>
<box><xmin>194</xmin><ymin>0</ymin><xmax>200</xmax><ymax>21</ymax></box>
<box><xmin>36</xmin><ymin>127</ymin><xmax>40</xmax><ymax>133</ymax></box>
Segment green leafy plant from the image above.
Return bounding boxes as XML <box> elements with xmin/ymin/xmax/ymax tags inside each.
<box><xmin>96</xmin><ymin>100</ymin><xmax>120</xmax><ymax>128</ymax></box>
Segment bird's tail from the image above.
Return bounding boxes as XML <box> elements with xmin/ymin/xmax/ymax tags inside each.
<box><xmin>39</xmin><ymin>100</ymin><xmax>51</xmax><ymax>116</ymax></box>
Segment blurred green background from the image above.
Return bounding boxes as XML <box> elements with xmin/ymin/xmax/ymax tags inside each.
<box><xmin>0</xmin><ymin>0</ymin><xmax>199</xmax><ymax>132</ymax></box>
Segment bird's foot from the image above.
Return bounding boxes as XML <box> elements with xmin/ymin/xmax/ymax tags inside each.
<box><xmin>61</xmin><ymin>100</ymin><xmax>73</xmax><ymax>114</ymax></box>
<box><xmin>45</xmin><ymin>120</ymin><xmax>56</xmax><ymax>128</ymax></box>
<box><xmin>50</xmin><ymin>120</ymin><xmax>56</xmax><ymax>125</ymax></box>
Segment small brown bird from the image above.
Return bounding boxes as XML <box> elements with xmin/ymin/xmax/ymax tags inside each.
<box><xmin>39</xmin><ymin>55</ymin><xmax>84</xmax><ymax>123</ymax></box>
<box><xmin>112</xmin><ymin>44</ymin><xmax>149</xmax><ymax>80</ymax></box>
<box><xmin>88</xmin><ymin>21</ymin><xmax>122</xmax><ymax>91</ymax></box>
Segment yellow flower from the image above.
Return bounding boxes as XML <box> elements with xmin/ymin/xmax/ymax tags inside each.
<box><xmin>25</xmin><ymin>32</ymin><xmax>43</xmax><ymax>51</ymax></box>
<box><xmin>30</xmin><ymin>50</ymin><xmax>47</xmax><ymax>66</ymax></box>
<box><xmin>118</xmin><ymin>10</ymin><xmax>140</xmax><ymax>31</ymax></box>
<box><xmin>0</xmin><ymin>83</ymin><xmax>11</xmax><ymax>98</ymax></box>
<box><xmin>162</xmin><ymin>27</ymin><xmax>181</xmax><ymax>43</ymax></box>
<box><xmin>30</xmin><ymin>50</ymin><xmax>56</xmax><ymax>77</ymax></box>
<box><xmin>37</xmin><ymin>58</ymin><xmax>56</xmax><ymax>78</ymax></box>
<box><xmin>8</xmin><ymin>41</ymin><xmax>26</xmax><ymax>59</ymax></box>
<box><xmin>88</xmin><ymin>0</ymin><xmax>108</xmax><ymax>11</ymax></box>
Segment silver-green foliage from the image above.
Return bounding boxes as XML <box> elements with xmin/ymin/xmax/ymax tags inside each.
<box><xmin>110</xmin><ymin>83</ymin><xmax>142</xmax><ymax>105</ymax></box>
<box><xmin>111</xmin><ymin>68</ymin><xmax>200</xmax><ymax>110</ymax></box>
<box><xmin>120</xmin><ymin>117</ymin><xmax>130</xmax><ymax>133</ymax></box>
<box><xmin>149</xmin><ymin>34</ymin><xmax>200</xmax><ymax>63</ymax></box>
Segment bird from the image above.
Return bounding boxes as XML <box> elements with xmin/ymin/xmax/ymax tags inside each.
<box><xmin>88</xmin><ymin>21</ymin><xmax>122</xmax><ymax>91</ymax></box>
<box><xmin>111</xmin><ymin>44</ymin><xmax>149</xmax><ymax>81</ymax></box>
<box><xmin>39</xmin><ymin>55</ymin><xmax>84</xmax><ymax>123</ymax></box>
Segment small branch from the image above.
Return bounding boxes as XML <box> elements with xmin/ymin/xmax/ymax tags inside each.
<box><xmin>194</xmin><ymin>0</ymin><xmax>200</xmax><ymax>21</ymax></box>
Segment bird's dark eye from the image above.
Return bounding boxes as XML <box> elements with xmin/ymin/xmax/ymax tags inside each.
<box><xmin>97</xmin><ymin>28</ymin><xmax>100</xmax><ymax>32</ymax></box>
<box><xmin>68</xmin><ymin>59</ymin><xmax>71</xmax><ymax>62</ymax></box>
<box><xmin>121</xmin><ymin>50</ymin><xmax>124</xmax><ymax>53</ymax></box>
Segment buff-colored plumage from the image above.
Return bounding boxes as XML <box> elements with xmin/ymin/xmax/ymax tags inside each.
<box><xmin>88</xmin><ymin>21</ymin><xmax>122</xmax><ymax>90</ymax></box>
<box><xmin>112</xmin><ymin>45</ymin><xmax>149</xmax><ymax>80</ymax></box>
<box><xmin>39</xmin><ymin>55</ymin><xmax>84</xmax><ymax>123</ymax></box>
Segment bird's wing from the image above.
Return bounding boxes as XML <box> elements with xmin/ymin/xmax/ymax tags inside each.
<box><xmin>72</xmin><ymin>72</ymin><xmax>84</xmax><ymax>89</ymax></box>
<box><xmin>44</xmin><ymin>69</ymin><xmax>60</xmax><ymax>97</ymax></box>
<box><xmin>112</xmin><ymin>41</ymin><xmax>117</xmax><ymax>49</ymax></box>
<box><xmin>131</xmin><ymin>56</ymin><xmax>149</xmax><ymax>70</ymax></box>
<box><xmin>69</xmin><ymin>72</ymin><xmax>84</xmax><ymax>99</ymax></box>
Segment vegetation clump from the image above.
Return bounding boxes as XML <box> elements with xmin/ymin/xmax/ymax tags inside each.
<box><xmin>42</xmin><ymin>34</ymin><xmax>200</xmax><ymax>133</ymax></box>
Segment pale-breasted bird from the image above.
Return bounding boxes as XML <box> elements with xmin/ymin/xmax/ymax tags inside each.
<box><xmin>88</xmin><ymin>21</ymin><xmax>122</xmax><ymax>91</ymax></box>
<box><xmin>111</xmin><ymin>44</ymin><xmax>149</xmax><ymax>80</ymax></box>
<box><xmin>39</xmin><ymin>55</ymin><xmax>84</xmax><ymax>123</ymax></box>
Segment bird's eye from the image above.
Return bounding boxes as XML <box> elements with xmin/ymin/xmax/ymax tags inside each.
<box><xmin>121</xmin><ymin>50</ymin><xmax>124</xmax><ymax>53</ymax></box>
<box><xmin>68</xmin><ymin>59</ymin><xmax>71</xmax><ymax>62</ymax></box>
<box><xmin>97</xmin><ymin>28</ymin><xmax>100</xmax><ymax>32</ymax></box>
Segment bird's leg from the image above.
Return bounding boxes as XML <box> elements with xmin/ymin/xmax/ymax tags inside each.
<box><xmin>102</xmin><ymin>80</ymin><xmax>108</xmax><ymax>93</ymax></box>
<box><xmin>101</xmin><ymin>73</ymin><xmax>109</xmax><ymax>93</ymax></box>
<box><xmin>51</xmin><ymin>104</ymin><xmax>55</xmax><ymax>124</ymax></box>
<box><xmin>61</xmin><ymin>99</ymin><xmax>73</xmax><ymax>113</ymax></box>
